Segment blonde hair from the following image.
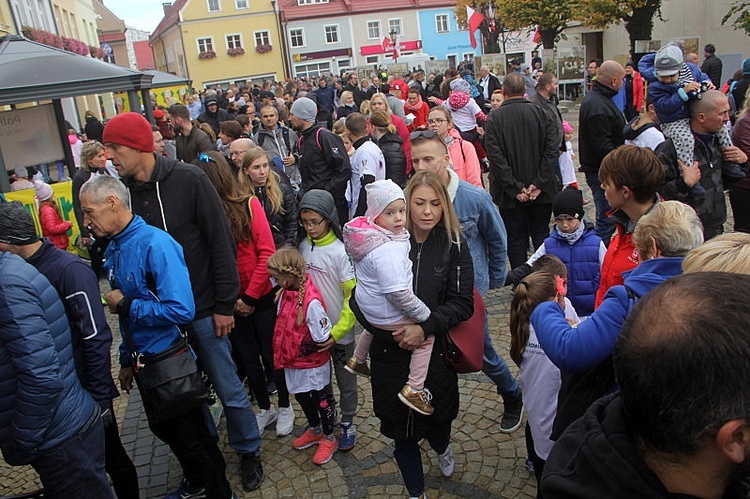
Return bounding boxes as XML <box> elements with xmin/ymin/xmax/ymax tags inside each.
<box><xmin>683</xmin><ymin>232</ymin><xmax>750</xmax><ymax>274</ymax></box>
<box><xmin>509</xmin><ymin>272</ymin><xmax>557</xmax><ymax>366</ymax></box>
<box><xmin>267</xmin><ymin>247</ymin><xmax>308</xmax><ymax>325</ymax></box>
<box><xmin>632</xmin><ymin>201</ymin><xmax>704</xmax><ymax>260</ymax></box>
<box><xmin>238</xmin><ymin>148</ymin><xmax>284</xmax><ymax>216</ymax></box>
<box><xmin>360</xmin><ymin>100</ymin><xmax>371</xmax><ymax>115</ymax></box>
<box><xmin>80</xmin><ymin>141</ymin><xmax>105</xmax><ymax>171</ymax></box>
<box><xmin>369</xmin><ymin>110</ymin><xmax>396</xmax><ymax>134</ymax></box>
<box><xmin>198</xmin><ymin>122</ymin><xmax>216</xmax><ymax>142</ymax></box>
<box><xmin>332</xmin><ymin>119</ymin><xmax>346</xmax><ymax>135</ymax></box>
<box><xmin>404</xmin><ymin>171</ymin><xmax>461</xmax><ymax>245</ymax></box>
<box><xmin>339</xmin><ymin>90</ymin><xmax>353</xmax><ymax>106</ymax></box>
<box><xmin>369</xmin><ymin>93</ymin><xmax>392</xmax><ymax>116</ymax></box>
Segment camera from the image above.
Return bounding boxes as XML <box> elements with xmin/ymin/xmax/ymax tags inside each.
<box><xmin>685</xmin><ymin>81</ymin><xmax>711</xmax><ymax>101</ymax></box>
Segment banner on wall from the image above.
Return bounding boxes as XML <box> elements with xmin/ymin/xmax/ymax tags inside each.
<box><xmin>0</xmin><ymin>104</ymin><xmax>65</xmax><ymax>170</ymax></box>
<box><xmin>115</xmin><ymin>84</ymin><xmax>190</xmax><ymax>113</ymax></box>
<box><xmin>1</xmin><ymin>181</ymin><xmax>86</xmax><ymax>257</ymax></box>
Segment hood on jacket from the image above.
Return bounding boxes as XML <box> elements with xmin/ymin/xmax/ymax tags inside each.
<box><xmin>299</xmin><ymin>189</ymin><xmax>342</xmax><ymax>239</ymax></box>
<box><xmin>448</xmin><ymin>92</ymin><xmax>471</xmax><ymax>110</ymax></box>
<box><xmin>621</xmin><ymin>256</ymin><xmax>684</xmax><ymax>298</ymax></box>
<box><xmin>343</xmin><ymin>216</ymin><xmax>407</xmax><ymax>261</ymax></box>
<box><xmin>623</xmin><ymin>116</ymin><xmax>659</xmax><ymax>141</ymax></box>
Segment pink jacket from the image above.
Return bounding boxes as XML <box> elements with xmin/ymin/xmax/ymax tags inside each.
<box><xmin>447</xmin><ymin>128</ymin><xmax>482</xmax><ymax>187</ymax></box>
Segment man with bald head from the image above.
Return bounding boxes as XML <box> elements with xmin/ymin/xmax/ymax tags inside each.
<box><xmin>229</xmin><ymin>137</ymin><xmax>255</xmax><ymax>175</ymax></box>
<box><xmin>656</xmin><ymin>90</ymin><xmax>749</xmax><ymax>239</ymax></box>
<box><xmin>579</xmin><ymin>60</ymin><xmax>627</xmax><ymax>243</ymax></box>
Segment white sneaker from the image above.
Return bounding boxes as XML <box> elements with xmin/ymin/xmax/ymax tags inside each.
<box><xmin>276</xmin><ymin>406</ymin><xmax>295</xmax><ymax>437</ymax></box>
<box><xmin>438</xmin><ymin>445</ymin><xmax>455</xmax><ymax>477</ymax></box>
<box><xmin>255</xmin><ymin>405</ymin><xmax>277</xmax><ymax>432</ymax></box>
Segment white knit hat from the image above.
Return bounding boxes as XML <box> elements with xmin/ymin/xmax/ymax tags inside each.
<box><xmin>34</xmin><ymin>180</ymin><xmax>54</xmax><ymax>201</ymax></box>
<box><xmin>365</xmin><ymin>179</ymin><xmax>404</xmax><ymax>222</ymax></box>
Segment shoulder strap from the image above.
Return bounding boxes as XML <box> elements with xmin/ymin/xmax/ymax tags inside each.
<box><xmin>624</xmin><ymin>284</ymin><xmax>640</xmax><ymax>313</ymax></box>
<box><xmin>282</xmin><ymin>127</ymin><xmax>291</xmax><ymax>152</ymax></box>
<box><xmin>256</xmin><ymin>132</ymin><xmax>266</xmax><ymax>146</ymax></box>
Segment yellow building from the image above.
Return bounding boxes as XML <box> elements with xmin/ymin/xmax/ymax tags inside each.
<box><xmin>151</xmin><ymin>0</ymin><xmax>286</xmax><ymax>90</ymax></box>
<box><xmin>0</xmin><ymin>2</ymin><xmax>16</xmax><ymax>35</ymax></box>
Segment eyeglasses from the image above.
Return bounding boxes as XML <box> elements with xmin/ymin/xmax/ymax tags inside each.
<box><xmin>230</xmin><ymin>150</ymin><xmax>250</xmax><ymax>157</ymax></box>
<box><xmin>427</xmin><ymin>119</ymin><xmax>447</xmax><ymax>125</ymax></box>
<box><xmin>410</xmin><ymin>129</ymin><xmax>440</xmax><ymax>140</ymax></box>
<box><xmin>298</xmin><ymin>218</ymin><xmax>326</xmax><ymax>228</ymax></box>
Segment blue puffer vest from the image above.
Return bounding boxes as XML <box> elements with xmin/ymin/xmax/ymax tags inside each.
<box><xmin>546</xmin><ymin>227</ymin><xmax>601</xmax><ymax>316</ymax></box>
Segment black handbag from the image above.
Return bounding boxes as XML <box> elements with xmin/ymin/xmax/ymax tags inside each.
<box><xmin>121</xmin><ymin>324</ymin><xmax>208</xmax><ymax>424</ymax></box>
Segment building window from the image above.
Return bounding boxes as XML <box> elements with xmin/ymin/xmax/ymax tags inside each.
<box><xmin>295</xmin><ymin>62</ymin><xmax>331</xmax><ymax>78</ymax></box>
<box><xmin>297</xmin><ymin>0</ymin><xmax>328</xmax><ymax>4</ymax></box>
<box><xmin>388</xmin><ymin>18</ymin><xmax>402</xmax><ymax>36</ymax></box>
<box><xmin>290</xmin><ymin>28</ymin><xmax>305</xmax><ymax>48</ymax></box>
<box><xmin>254</xmin><ymin>30</ymin><xmax>271</xmax><ymax>47</ymax></box>
<box><xmin>367</xmin><ymin>21</ymin><xmax>380</xmax><ymax>40</ymax></box>
<box><xmin>338</xmin><ymin>58</ymin><xmax>350</xmax><ymax>69</ymax></box>
<box><xmin>167</xmin><ymin>46</ymin><xmax>175</xmax><ymax>63</ymax></box>
<box><xmin>447</xmin><ymin>54</ymin><xmax>457</xmax><ymax>68</ymax></box>
<box><xmin>197</xmin><ymin>37</ymin><xmax>214</xmax><ymax>53</ymax></box>
<box><xmin>463</xmin><ymin>52</ymin><xmax>475</xmax><ymax>62</ymax></box>
<box><xmin>435</xmin><ymin>14</ymin><xmax>449</xmax><ymax>34</ymax></box>
<box><xmin>324</xmin><ymin>25</ymin><xmax>339</xmax><ymax>44</ymax></box>
<box><xmin>366</xmin><ymin>55</ymin><xmax>379</xmax><ymax>65</ymax></box>
<box><xmin>226</xmin><ymin>34</ymin><xmax>242</xmax><ymax>49</ymax></box>
<box><xmin>207</xmin><ymin>0</ymin><xmax>220</xmax><ymax>12</ymax></box>
<box><xmin>457</xmin><ymin>15</ymin><xmax>468</xmax><ymax>31</ymax></box>
<box><xmin>235</xmin><ymin>0</ymin><xmax>248</xmax><ymax>8</ymax></box>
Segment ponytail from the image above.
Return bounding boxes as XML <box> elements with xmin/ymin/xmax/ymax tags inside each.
<box><xmin>509</xmin><ymin>272</ymin><xmax>557</xmax><ymax>366</ymax></box>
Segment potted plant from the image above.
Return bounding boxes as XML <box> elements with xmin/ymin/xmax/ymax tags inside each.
<box><xmin>255</xmin><ymin>44</ymin><xmax>272</xmax><ymax>54</ymax></box>
<box><xmin>227</xmin><ymin>47</ymin><xmax>245</xmax><ymax>56</ymax></box>
<box><xmin>199</xmin><ymin>50</ymin><xmax>217</xmax><ymax>60</ymax></box>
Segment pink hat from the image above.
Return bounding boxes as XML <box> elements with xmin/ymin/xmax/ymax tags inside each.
<box><xmin>562</xmin><ymin>121</ymin><xmax>574</xmax><ymax>134</ymax></box>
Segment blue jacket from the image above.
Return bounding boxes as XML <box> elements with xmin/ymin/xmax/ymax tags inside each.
<box><xmin>530</xmin><ymin>257</ymin><xmax>684</xmax><ymax>373</ymax></box>
<box><xmin>104</xmin><ymin>216</ymin><xmax>195</xmax><ymax>366</ymax></box>
<box><xmin>545</xmin><ymin>225</ymin><xmax>601</xmax><ymax>317</ymax></box>
<box><xmin>0</xmin><ymin>252</ymin><xmax>97</xmax><ymax>466</ymax></box>
<box><xmin>27</xmin><ymin>239</ymin><xmax>118</xmax><ymax>409</ymax></box>
<box><xmin>313</xmin><ymin>85</ymin><xmax>336</xmax><ymax>113</ymax></box>
<box><xmin>639</xmin><ymin>53</ymin><xmax>712</xmax><ymax>123</ymax></box>
<box><xmin>450</xmin><ymin>170</ymin><xmax>508</xmax><ymax>296</ymax></box>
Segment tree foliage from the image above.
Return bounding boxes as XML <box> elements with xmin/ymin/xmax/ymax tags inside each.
<box><xmin>722</xmin><ymin>1</ymin><xmax>750</xmax><ymax>35</ymax></box>
<box><xmin>577</xmin><ymin>0</ymin><xmax>663</xmax><ymax>56</ymax></box>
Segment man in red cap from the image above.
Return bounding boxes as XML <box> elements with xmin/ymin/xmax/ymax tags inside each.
<box><xmin>102</xmin><ymin>112</ymin><xmax>266</xmax><ymax>494</ymax></box>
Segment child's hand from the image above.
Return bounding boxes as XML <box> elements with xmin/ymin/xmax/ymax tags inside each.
<box><xmin>316</xmin><ymin>337</ymin><xmax>336</xmax><ymax>352</ymax></box>
<box><xmin>678</xmin><ymin>160</ymin><xmax>701</xmax><ymax>187</ymax></box>
<box><xmin>683</xmin><ymin>81</ymin><xmax>701</xmax><ymax>93</ymax></box>
<box><xmin>234</xmin><ymin>299</ymin><xmax>255</xmax><ymax>317</ymax></box>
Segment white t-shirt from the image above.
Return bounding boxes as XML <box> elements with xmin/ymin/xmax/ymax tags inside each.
<box><xmin>283</xmin><ymin>298</ymin><xmax>332</xmax><ymax>394</ymax></box>
<box><xmin>355</xmin><ymin>238</ymin><xmax>413</xmax><ymax>326</ymax></box>
<box><xmin>349</xmin><ymin>140</ymin><xmax>386</xmax><ymax>218</ymax></box>
<box><xmin>625</xmin><ymin>127</ymin><xmax>665</xmax><ymax>151</ymax></box>
<box><xmin>445</xmin><ymin>98</ymin><xmax>482</xmax><ymax>132</ymax></box>
<box><xmin>300</xmin><ymin>236</ymin><xmax>356</xmax><ymax>344</ymax></box>
<box><xmin>518</xmin><ymin>298</ymin><xmax>578</xmax><ymax>461</ymax></box>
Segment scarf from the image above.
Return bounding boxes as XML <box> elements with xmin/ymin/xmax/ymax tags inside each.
<box><xmin>403</xmin><ymin>94</ymin><xmax>424</xmax><ymax>113</ymax></box>
<box><xmin>557</xmin><ymin>220</ymin><xmax>585</xmax><ymax>245</ymax></box>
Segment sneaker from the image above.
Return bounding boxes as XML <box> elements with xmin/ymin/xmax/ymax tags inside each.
<box><xmin>398</xmin><ymin>385</ymin><xmax>434</xmax><ymax>416</ymax></box>
<box><xmin>338</xmin><ymin>422</ymin><xmax>356</xmax><ymax>451</ymax></box>
<box><xmin>163</xmin><ymin>479</ymin><xmax>206</xmax><ymax>499</ymax></box>
<box><xmin>438</xmin><ymin>445</ymin><xmax>455</xmax><ymax>477</ymax></box>
<box><xmin>293</xmin><ymin>427</ymin><xmax>323</xmax><ymax>449</ymax></box>
<box><xmin>500</xmin><ymin>395</ymin><xmax>524</xmax><ymax>433</ymax></box>
<box><xmin>525</xmin><ymin>456</ymin><xmax>535</xmax><ymax>474</ymax></box>
<box><xmin>344</xmin><ymin>356</ymin><xmax>371</xmax><ymax>378</ymax></box>
<box><xmin>312</xmin><ymin>436</ymin><xmax>338</xmax><ymax>465</ymax></box>
<box><xmin>276</xmin><ymin>406</ymin><xmax>295</xmax><ymax>437</ymax></box>
<box><xmin>266</xmin><ymin>378</ymin><xmax>277</xmax><ymax>395</ymax></box>
<box><xmin>255</xmin><ymin>405</ymin><xmax>277</xmax><ymax>432</ymax></box>
<box><xmin>240</xmin><ymin>453</ymin><xmax>264</xmax><ymax>492</ymax></box>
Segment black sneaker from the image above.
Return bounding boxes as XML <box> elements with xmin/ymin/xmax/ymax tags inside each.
<box><xmin>500</xmin><ymin>395</ymin><xmax>523</xmax><ymax>433</ymax></box>
<box><xmin>240</xmin><ymin>453</ymin><xmax>264</xmax><ymax>492</ymax></box>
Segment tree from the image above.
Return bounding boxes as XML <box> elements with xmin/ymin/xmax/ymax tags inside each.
<box><xmin>578</xmin><ymin>0</ymin><xmax>663</xmax><ymax>56</ymax></box>
<box><xmin>722</xmin><ymin>1</ymin><xmax>750</xmax><ymax>35</ymax></box>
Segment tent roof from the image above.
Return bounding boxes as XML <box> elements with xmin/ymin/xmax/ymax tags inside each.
<box><xmin>142</xmin><ymin>69</ymin><xmax>191</xmax><ymax>88</ymax></box>
<box><xmin>0</xmin><ymin>35</ymin><xmax>153</xmax><ymax>106</ymax></box>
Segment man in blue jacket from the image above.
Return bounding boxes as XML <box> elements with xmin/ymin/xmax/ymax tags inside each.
<box><xmin>0</xmin><ymin>201</ymin><xmax>138</xmax><ymax>498</ymax></box>
<box><xmin>0</xmin><ymin>252</ymin><xmax>112</xmax><ymax>498</ymax></box>
<box><xmin>530</xmin><ymin>201</ymin><xmax>703</xmax><ymax>438</ymax></box>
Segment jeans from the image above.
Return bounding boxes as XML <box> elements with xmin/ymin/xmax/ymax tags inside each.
<box><xmin>393</xmin><ymin>436</ymin><xmax>450</xmax><ymax>497</ymax></box>
<box><xmin>104</xmin><ymin>408</ymin><xmax>139</xmax><ymax>499</ymax></box>
<box><xmin>188</xmin><ymin>315</ymin><xmax>262</xmax><ymax>456</ymax></box>
<box><xmin>585</xmin><ymin>174</ymin><xmax>615</xmax><ymax>243</ymax></box>
<box><xmin>31</xmin><ymin>410</ymin><xmax>113</xmax><ymax>499</ymax></box>
<box><xmin>150</xmin><ymin>405</ymin><xmax>231</xmax><ymax>498</ymax></box>
<box><xmin>481</xmin><ymin>310</ymin><xmax>521</xmax><ymax>400</ymax></box>
<box><xmin>499</xmin><ymin>203</ymin><xmax>553</xmax><ymax>270</ymax></box>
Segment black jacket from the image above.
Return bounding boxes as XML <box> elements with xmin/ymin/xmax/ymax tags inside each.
<box><xmin>123</xmin><ymin>154</ymin><xmax>240</xmax><ymax>318</ymax></box>
<box><xmin>84</xmin><ymin>116</ymin><xmax>104</xmax><ymax>143</ymax></box>
<box><xmin>542</xmin><ymin>394</ymin><xmax>750</xmax><ymax>499</ymax></box>
<box><xmin>198</xmin><ymin>107</ymin><xmax>230</xmax><ymax>136</ymax></box>
<box><xmin>254</xmin><ymin>181</ymin><xmax>297</xmax><ymax>249</ymax></box>
<box><xmin>701</xmin><ymin>54</ymin><xmax>723</xmax><ymax>87</ymax></box>
<box><xmin>578</xmin><ymin>82</ymin><xmax>626</xmax><ymax>174</ymax></box>
<box><xmin>176</xmin><ymin>125</ymin><xmax>213</xmax><ymax>164</ymax></box>
<box><xmin>352</xmin><ymin>231</ymin><xmax>474</xmax><ymax>441</ymax></box>
<box><xmin>376</xmin><ymin>131</ymin><xmax>408</xmax><ymax>189</ymax></box>
<box><xmin>297</xmin><ymin>124</ymin><xmax>352</xmax><ymax>224</ymax></box>
<box><xmin>485</xmin><ymin>97</ymin><xmax>561</xmax><ymax>208</ymax></box>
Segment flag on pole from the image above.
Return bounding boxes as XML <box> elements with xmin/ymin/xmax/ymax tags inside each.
<box><xmin>533</xmin><ymin>28</ymin><xmax>542</xmax><ymax>44</ymax></box>
<box><xmin>467</xmin><ymin>6</ymin><xmax>485</xmax><ymax>49</ymax></box>
<box><xmin>382</xmin><ymin>36</ymin><xmax>392</xmax><ymax>52</ymax></box>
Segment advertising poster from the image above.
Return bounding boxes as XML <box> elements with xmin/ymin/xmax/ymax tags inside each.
<box><xmin>557</xmin><ymin>46</ymin><xmax>586</xmax><ymax>82</ymax></box>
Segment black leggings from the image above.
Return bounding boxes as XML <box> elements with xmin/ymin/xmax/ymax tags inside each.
<box><xmin>294</xmin><ymin>389</ymin><xmax>336</xmax><ymax>435</ymax></box>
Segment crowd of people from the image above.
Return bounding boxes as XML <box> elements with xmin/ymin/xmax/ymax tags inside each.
<box><xmin>3</xmin><ymin>45</ymin><xmax>750</xmax><ymax>499</ymax></box>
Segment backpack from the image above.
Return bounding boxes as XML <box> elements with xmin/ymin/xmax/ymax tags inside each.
<box><xmin>256</xmin><ymin>126</ymin><xmax>292</xmax><ymax>154</ymax></box>
<box><xmin>728</xmin><ymin>81</ymin><xmax>739</xmax><ymax>125</ymax></box>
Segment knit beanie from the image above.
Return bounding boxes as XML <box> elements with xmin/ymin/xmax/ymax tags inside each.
<box><xmin>553</xmin><ymin>188</ymin><xmax>584</xmax><ymax>220</ymax></box>
<box><xmin>365</xmin><ymin>179</ymin><xmax>404</xmax><ymax>222</ymax></box>
<box><xmin>102</xmin><ymin>112</ymin><xmax>155</xmax><ymax>152</ymax></box>
<box><xmin>0</xmin><ymin>201</ymin><xmax>39</xmax><ymax>245</ymax></box>
<box><xmin>13</xmin><ymin>166</ymin><xmax>28</xmax><ymax>178</ymax></box>
<box><xmin>450</xmin><ymin>78</ymin><xmax>470</xmax><ymax>93</ymax></box>
<box><xmin>743</xmin><ymin>58</ymin><xmax>750</xmax><ymax>76</ymax></box>
<box><xmin>562</xmin><ymin>120</ymin><xmax>574</xmax><ymax>134</ymax></box>
<box><xmin>290</xmin><ymin>97</ymin><xmax>318</xmax><ymax>123</ymax></box>
<box><xmin>34</xmin><ymin>180</ymin><xmax>54</xmax><ymax>202</ymax></box>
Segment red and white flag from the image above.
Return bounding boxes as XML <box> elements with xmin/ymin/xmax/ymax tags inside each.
<box><xmin>467</xmin><ymin>6</ymin><xmax>485</xmax><ymax>49</ymax></box>
<box><xmin>381</xmin><ymin>36</ymin><xmax>392</xmax><ymax>52</ymax></box>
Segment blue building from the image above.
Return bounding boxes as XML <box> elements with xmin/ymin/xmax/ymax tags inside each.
<box><xmin>418</xmin><ymin>7</ymin><xmax>483</xmax><ymax>67</ymax></box>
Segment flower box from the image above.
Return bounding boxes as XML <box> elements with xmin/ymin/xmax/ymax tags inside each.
<box><xmin>255</xmin><ymin>44</ymin><xmax>273</xmax><ymax>54</ymax></box>
<box><xmin>227</xmin><ymin>47</ymin><xmax>245</xmax><ymax>56</ymax></box>
<box><xmin>199</xmin><ymin>50</ymin><xmax>217</xmax><ymax>60</ymax></box>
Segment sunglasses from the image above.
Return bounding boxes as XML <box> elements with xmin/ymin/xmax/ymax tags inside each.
<box><xmin>410</xmin><ymin>129</ymin><xmax>440</xmax><ymax>140</ymax></box>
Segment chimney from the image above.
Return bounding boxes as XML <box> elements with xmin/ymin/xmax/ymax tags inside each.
<box><xmin>163</xmin><ymin>2</ymin><xmax>172</xmax><ymax>15</ymax></box>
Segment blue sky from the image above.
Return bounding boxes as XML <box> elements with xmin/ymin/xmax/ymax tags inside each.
<box><xmin>103</xmin><ymin>0</ymin><xmax>164</xmax><ymax>33</ymax></box>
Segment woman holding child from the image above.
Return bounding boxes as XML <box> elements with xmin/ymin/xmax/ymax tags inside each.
<box><xmin>352</xmin><ymin>171</ymin><xmax>473</xmax><ymax>499</ymax></box>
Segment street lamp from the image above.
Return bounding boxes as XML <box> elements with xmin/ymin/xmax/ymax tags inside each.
<box><xmin>389</xmin><ymin>29</ymin><xmax>398</xmax><ymax>63</ymax></box>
